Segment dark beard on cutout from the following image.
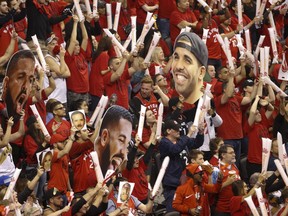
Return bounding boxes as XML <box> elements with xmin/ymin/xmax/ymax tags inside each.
<box><xmin>5</xmin><ymin>89</ymin><xmax>21</xmax><ymax>122</ymax></box>
<box><xmin>100</xmin><ymin>145</ymin><xmax>111</xmax><ymax>177</ymax></box>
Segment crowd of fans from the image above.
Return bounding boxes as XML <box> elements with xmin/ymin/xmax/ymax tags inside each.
<box><xmin>0</xmin><ymin>0</ymin><xmax>288</xmax><ymax>214</ymax></box>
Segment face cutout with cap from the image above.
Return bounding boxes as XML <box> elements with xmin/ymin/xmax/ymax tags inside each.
<box><xmin>172</xmin><ymin>39</ymin><xmax>206</xmax><ymax>104</ymax></box>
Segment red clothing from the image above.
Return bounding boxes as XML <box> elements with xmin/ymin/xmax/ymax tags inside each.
<box><xmin>111</xmin><ymin>2</ymin><xmax>130</xmax><ymax>40</ymax></box>
<box><xmin>170</xmin><ymin>8</ymin><xmax>197</xmax><ymax>44</ymax></box>
<box><xmin>173</xmin><ymin>178</ymin><xmax>221</xmax><ymax>216</ymax></box>
<box><xmin>136</xmin><ymin>0</ymin><xmax>159</xmax><ymax>24</ymax></box>
<box><xmin>28</xmin><ymin>90</ymin><xmax>48</xmax><ymax>124</ymax></box>
<box><xmin>89</xmin><ymin>51</ymin><xmax>109</xmax><ymax>97</ymax></box>
<box><xmin>43</xmin><ymin>1</ymin><xmax>68</xmax><ymax>44</ymax></box>
<box><xmin>14</xmin><ymin>18</ymin><xmax>27</xmax><ymax>40</ymax></box>
<box><xmin>230</xmin><ymin>196</ymin><xmax>251</xmax><ymax>215</ymax></box>
<box><xmin>48</xmin><ymin>151</ymin><xmax>69</xmax><ymax>192</ymax></box>
<box><xmin>0</xmin><ymin>22</ymin><xmax>18</xmax><ymax>56</ymax></box>
<box><xmin>219</xmin><ymin>24</ymin><xmax>238</xmax><ymax>66</ymax></box>
<box><xmin>23</xmin><ymin>135</ymin><xmax>41</xmax><ymax>165</ymax></box>
<box><xmin>135</xmin><ymin>92</ymin><xmax>159</xmax><ymax>117</ymax></box>
<box><xmin>247</xmin><ymin>122</ymin><xmax>269</xmax><ymax>164</ymax></box>
<box><xmin>158</xmin><ymin>0</ymin><xmax>176</xmax><ymax>19</ymax></box>
<box><xmin>46</xmin><ymin>119</ymin><xmax>71</xmax><ymax>140</ymax></box>
<box><xmin>206</xmin><ymin>17</ymin><xmax>222</xmax><ymax>60</ymax></box>
<box><xmin>215</xmin><ymin>95</ymin><xmax>243</xmax><ymax>140</ymax></box>
<box><xmin>69</xmin><ymin>140</ymin><xmax>96</xmax><ymax>193</ymax></box>
<box><xmin>230</xmin><ymin>11</ymin><xmax>251</xmax><ymax>31</ymax></box>
<box><xmin>103</xmin><ymin>66</ymin><xmax>131</xmax><ymax>109</ymax></box>
<box><xmin>209</xmin><ymin>155</ymin><xmax>219</xmax><ymax>167</ymax></box>
<box><xmin>65</xmin><ymin>48</ymin><xmax>89</xmax><ymax>93</ymax></box>
<box><xmin>122</xmin><ymin>159</ymin><xmax>149</xmax><ymax>201</ymax></box>
<box><xmin>216</xmin><ymin>162</ymin><xmax>240</xmax><ymax>213</ymax></box>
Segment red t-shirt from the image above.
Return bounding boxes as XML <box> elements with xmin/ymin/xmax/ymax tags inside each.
<box><xmin>136</xmin><ymin>0</ymin><xmax>159</xmax><ymax>24</ymax></box>
<box><xmin>216</xmin><ymin>163</ymin><xmax>240</xmax><ymax>213</ymax></box>
<box><xmin>215</xmin><ymin>95</ymin><xmax>243</xmax><ymax>140</ymax></box>
<box><xmin>14</xmin><ymin>18</ymin><xmax>27</xmax><ymax>40</ymax></box>
<box><xmin>230</xmin><ymin>196</ymin><xmax>251</xmax><ymax>216</ymax></box>
<box><xmin>69</xmin><ymin>140</ymin><xmax>96</xmax><ymax>193</ymax></box>
<box><xmin>23</xmin><ymin>135</ymin><xmax>41</xmax><ymax>165</ymax></box>
<box><xmin>103</xmin><ymin>65</ymin><xmax>130</xmax><ymax>109</ymax></box>
<box><xmin>65</xmin><ymin>48</ymin><xmax>89</xmax><ymax>93</ymax></box>
<box><xmin>48</xmin><ymin>151</ymin><xmax>69</xmax><ymax>192</ymax></box>
<box><xmin>247</xmin><ymin>122</ymin><xmax>269</xmax><ymax>164</ymax></box>
<box><xmin>0</xmin><ymin>22</ymin><xmax>18</xmax><ymax>56</ymax></box>
<box><xmin>158</xmin><ymin>0</ymin><xmax>176</xmax><ymax>19</ymax></box>
<box><xmin>219</xmin><ymin>24</ymin><xmax>238</xmax><ymax>66</ymax></box>
<box><xmin>122</xmin><ymin>159</ymin><xmax>149</xmax><ymax>201</ymax></box>
<box><xmin>89</xmin><ymin>51</ymin><xmax>109</xmax><ymax>97</ymax></box>
<box><xmin>46</xmin><ymin>119</ymin><xmax>71</xmax><ymax>140</ymax></box>
<box><xmin>170</xmin><ymin>8</ymin><xmax>197</xmax><ymax>44</ymax></box>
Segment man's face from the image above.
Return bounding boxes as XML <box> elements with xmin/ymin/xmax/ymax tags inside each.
<box><xmin>222</xmin><ymin>147</ymin><xmax>236</xmax><ymax>164</ymax></box>
<box><xmin>207</xmin><ymin>65</ymin><xmax>216</xmax><ymax>78</ymax></box>
<box><xmin>51</xmin><ymin>195</ymin><xmax>63</xmax><ymax>209</ymax></box>
<box><xmin>101</xmin><ymin>118</ymin><xmax>132</xmax><ymax>174</ymax></box>
<box><xmin>177</xmin><ymin>0</ymin><xmax>189</xmax><ymax>11</ymax></box>
<box><xmin>218</xmin><ymin>67</ymin><xmax>229</xmax><ymax>81</ymax></box>
<box><xmin>193</xmin><ymin>154</ymin><xmax>204</xmax><ymax>165</ymax></box>
<box><xmin>120</xmin><ymin>184</ymin><xmax>130</xmax><ymax>201</ymax></box>
<box><xmin>72</xmin><ymin>113</ymin><xmax>85</xmax><ymax>130</ymax></box>
<box><xmin>110</xmin><ymin>58</ymin><xmax>121</xmax><ymax>72</ymax></box>
<box><xmin>140</xmin><ymin>83</ymin><xmax>153</xmax><ymax>98</ymax></box>
<box><xmin>172</xmin><ymin>40</ymin><xmax>204</xmax><ymax>100</ymax></box>
<box><xmin>53</xmin><ymin>104</ymin><xmax>66</xmax><ymax>118</ymax></box>
<box><xmin>10</xmin><ymin>0</ymin><xmax>19</xmax><ymax>10</ymax></box>
<box><xmin>3</xmin><ymin>58</ymin><xmax>35</xmax><ymax>118</ymax></box>
<box><xmin>0</xmin><ymin>1</ymin><xmax>8</xmax><ymax>14</ymax></box>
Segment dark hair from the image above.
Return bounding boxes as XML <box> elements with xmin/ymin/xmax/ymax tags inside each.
<box><xmin>71</xmin><ymin>110</ymin><xmax>84</xmax><ymax>119</ymax></box>
<box><xmin>108</xmin><ymin>56</ymin><xmax>118</xmax><ymax>67</ymax></box>
<box><xmin>6</xmin><ymin>50</ymin><xmax>35</xmax><ymax>76</ymax></box>
<box><xmin>50</xmin><ymin>101</ymin><xmax>63</xmax><ymax>115</ymax></box>
<box><xmin>113</xmin><ymin>176</ymin><xmax>128</xmax><ymax>188</ymax></box>
<box><xmin>232</xmin><ymin>180</ymin><xmax>245</xmax><ymax>196</ymax></box>
<box><xmin>100</xmin><ymin>105</ymin><xmax>133</xmax><ymax>134</ymax></box>
<box><xmin>25</xmin><ymin>119</ymin><xmax>45</xmax><ymax>146</ymax></box>
<box><xmin>152</xmin><ymin>74</ymin><xmax>162</xmax><ymax>85</ymax></box>
<box><xmin>92</xmin><ymin>36</ymin><xmax>112</xmax><ymax>62</ymax></box>
<box><xmin>210</xmin><ymin>137</ymin><xmax>224</xmax><ymax>154</ymax></box>
<box><xmin>218</xmin><ymin>144</ymin><xmax>234</xmax><ymax>160</ymax></box>
<box><xmin>70</xmin><ymin>99</ymin><xmax>87</xmax><ymax>111</ymax></box>
<box><xmin>189</xmin><ymin>149</ymin><xmax>204</xmax><ymax>161</ymax></box>
<box><xmin>230</xmin><ymin>0</ymin><xmax>237</xmax><ymax>9</ymax></box>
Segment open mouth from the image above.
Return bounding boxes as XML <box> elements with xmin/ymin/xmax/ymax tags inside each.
<box><xmin>174</xmin><ymin>72</ymin><xmax>188</xmax><ymax>84</ymax></box>
<box><xmin>111</xmin><ymin>157</ymin><xmax>123</xmax><ymax>170</ymax></box>
<box><xmin>16</xmin><ymin>94</ymin><xmax>26</xmax><ymax>114</ymax></box>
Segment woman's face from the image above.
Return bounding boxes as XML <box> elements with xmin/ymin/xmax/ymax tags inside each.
<box><xmin>42</xmin><ymin>153</ymin><xmax>52</xmax><ymax>171</ymax></box>
<box><xmin>80</xmin><ymin>101</ymin><xmax>89</xmax><ymax>114</ymax></box>
<box><xmin>243</xmin><ymin>183</ymin><xmax>249</xmax><ymax>195</ymax></box>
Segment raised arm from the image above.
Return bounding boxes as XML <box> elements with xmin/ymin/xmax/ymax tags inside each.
<box><xmin>67</xmin><ymin>15</ymin><xmax>79</xmax><ymax>55</ymax></box>
<box><xmin>80</xmin><ymin>19</ymin><xmax>89</xmax><ymax>51</ymax></box>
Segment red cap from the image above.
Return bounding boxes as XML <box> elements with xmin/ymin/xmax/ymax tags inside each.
<box><xmin>50</xmin><ymin>134</ymin><xmax>67</xmax><ymax>145</ymax></box>
<box><xmin>186</xmin><ymin>164</ymin><xmax>203</xmax><ymax>175</ymax></box>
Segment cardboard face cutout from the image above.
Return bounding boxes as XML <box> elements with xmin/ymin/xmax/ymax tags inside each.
<box><xmin>117</xmin><ymin>181</ymin><xmax>135</xmax><ymax>203</ymax></box>
<box><xmin>69</xmin><ymin>109</ymin><xmax>87</xmax><ymax>131</ymax></box>
<box><xmin>36</xmin><ymin>149</ymin><xmax>53</xmax><ymax>172</ymax></box>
